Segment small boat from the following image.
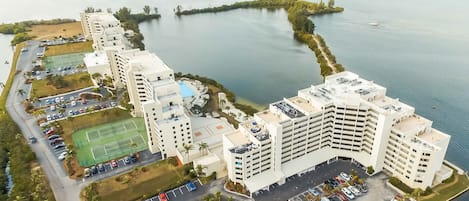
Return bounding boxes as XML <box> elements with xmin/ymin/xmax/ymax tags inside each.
<box><xmin>4</xmin><ymin>60</ymin><xmax>8</xmax><ymax>64</ymax></box>
<box><xmin>368</xmin><ymin>22</ymin><xmax>379</xmax><ymax>26</ymax></box>
<box><xmin>432</xmin><ymin>106</ymin><xmax>437</xmax><ymax>109</ymax></box>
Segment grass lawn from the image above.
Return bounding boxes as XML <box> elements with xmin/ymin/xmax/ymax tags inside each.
<box><xmin>72</xmin><ymin>118</ymin><xmax>147</xmax><ymax>167</ymax></box>
<box><xmin>31</xmin><ymin>72</ymin><xmax>93</xmax><ymax>97</ymax></box>
<box><xmin>45</xmin><ymin>41</ymin><xmax>93</xmax><ymax>57</ymax></box>
<box><xmin>27</xmin><ymin>21</ymin><xmax>83</xmax><ymax>40</ymax></box>
<box><xmin>421</xmin><ymin>173</ymin><xmax>469</xmax><ymax>201</ymax></box>
<box><xmin>0</xmin><ymin>42</ymin><xmax>24</xmax><ymax>112</ymax></box>
<box><xmin>90</xmin><ymin>159</ymin><xmax>192</xmax><ymax>201</ymax></box>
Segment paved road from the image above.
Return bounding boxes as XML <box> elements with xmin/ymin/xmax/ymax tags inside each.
<box><xmin>5</xmin><ymin>40</ymin><xmax>161</xmax><ymax>201</ymax></box>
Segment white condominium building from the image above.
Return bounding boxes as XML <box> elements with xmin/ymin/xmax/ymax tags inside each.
<box><xmin>118</xmin><ymin>51</ymin><xmax>192</xmax><ymax>158</ymax></box>
<box><xmin>80</xmin><ymin>12</ymin><xmax>130</xmax><ymax>51</ymax></box>
<box><xmin>223</xmin><ymin>71</ymin><xmax>450</xmax><ymax>194</ymax></box>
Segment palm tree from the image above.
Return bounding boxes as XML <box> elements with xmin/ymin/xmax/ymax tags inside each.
<box><xmin>183</xmin><ymin>144</ymin><xmax>192</xmax><ymax>161</ymax></box>
<box><xmin>58</xmin><ymin>107</ymin><xmax>65</xmax><ymax>115</ymax></box>
<box><xmin>32</xmin><ymin>109</ymin><xmax>46</xmax><ymax>118</ymax></box>
<box><xmin>227</xmin><ymin>196</ymin><xmax>233</xmax><ymax>201</ymax></box>
<box><xmin>16</xmin><ymin>88</ymin><xmax>26</xmax><ymax>97</ymax></box>
<box><xmin>215</xmin><ymin>191</ymin><xmax>221</xmax><ymax>201</ymax></box>
<box><xmin>412</xmin><ymin>188</ymin><xmax>423</xmax><ymax>201</ymax></box>
<box><xmin>322</xmin><ymin>183</ymin><xmax>332</xmax><ymax>195</ymax></box>
<box><xmin>196</xmin><ymin>164</ymin><xmax>204</xmax><ymax>176</ymax></box>
<box><xmin>198</xmin><ymin>142</ymin><xmax>208</xmax><ymax>155</ymax></box>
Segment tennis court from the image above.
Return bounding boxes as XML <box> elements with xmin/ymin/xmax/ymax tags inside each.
<box><xmin>72</xmin><ymin>118</ymin><xmax>148</xmax><ymax>167</ymax></box>
<box><xmin>44</xmin><ymin>52</ymin><xmax>87</xmax><ymax>71</ymax></box>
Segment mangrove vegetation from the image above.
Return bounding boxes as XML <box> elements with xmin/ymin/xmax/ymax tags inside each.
<box><xmin>175</xmin><ymin>0</ymin><xmax>345</xmax><ymax>77</ymax></box>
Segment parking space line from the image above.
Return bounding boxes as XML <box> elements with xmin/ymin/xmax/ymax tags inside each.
<box><xmin>197</xmin><ymin>178</ymin><xmax>203</xmax><ymax>186</ymax></box>
<box><xmin>171</xmin><ymin>190</ymin><xmax>176</xmax><ymax>197</ymax></box>
<box><xmin>179</xmin><ymin>186</ymin><xmax>184</xmax><ymax>194</ymax></box>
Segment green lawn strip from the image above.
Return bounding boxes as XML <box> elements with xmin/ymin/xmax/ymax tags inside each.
<box><xmin>0</xmin><ymin>42</ymin><xmax>24</xmax><ymax>112</ymax></box>
<box><xmin>31</xmin><ymin>72</ymin><xmax>93</xmax><ymax>97</ymax></box>
<box><xmin>44</xmin><ymin>41</ymin><xmax>93</xmax><ymax>57</ymax></box>
<box><xmin>422</xmin><ymin>174</ymin><xmax>469</xmax><ymax>201</ymax></box>
<box><xmin>95</xmin><ymin>160</ymin><xmax>192</xmax><ymax>201</ymax></box>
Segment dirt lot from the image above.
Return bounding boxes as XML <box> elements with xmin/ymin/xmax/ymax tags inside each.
<box><xmin>27</xmin><ymin>21</ymin><xmax>83</xmax><ymax>40</ymax></box>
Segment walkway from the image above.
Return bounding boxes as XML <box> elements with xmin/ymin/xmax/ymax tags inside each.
<box><xmin>312</xmin><ymin>34</ymin><xmax>339</xmax><ymax>74</ymax></box>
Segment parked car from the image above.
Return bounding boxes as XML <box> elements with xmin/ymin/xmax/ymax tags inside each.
<box><xmin>110</xmin><ymin>102</ymin><xmax>116</xmax><ymax>107</ymax></box>
<box><xmin>341</xmin><ymin>187</ymin><xmax>355</xmax><ymax>200</ymax></box>
<box><xmin>97</xmin><ymin>164</ymin><xmax>105</xmax><ymax>172</ymax></box>
<box><xmin>54</xmin><ymin>143</ymin><xmax>65</xmax><ymax>150</ymax></box>
<box><xmin>124</xmin><ymin>156</ymin><xmax>130</xmax><ymax>165</ymax></box>
<box><xmin>68</xmin><ymin>110</ymin><xmax>73</xmax><ymax>116</ymax></box>
<box><xmin>129</xmin><ymin>154</ymin><xmax>137</xmax><ymax>163</ymax></box>
<box><xmin>60</xmin><ymin>96</ymin><xmax>65</xmax><ymax>102</ymax></box>
<box><xmin>340</xmin><ymin>172</ymin><xmax>351</xmax><ymax>181</ymax></box>
<box><xmin>46</xmin><ymin>115</ymin><xmax>52</xmax><ymax>121</ymax></box>
<box><xmin>186</xmin><ymin>181</ymin><xmax>197</xmax><ymax>192</ymax></box>
<box><xmin>348</xmin><ymin>186</ymin><xmax>361</xmax><ymax>196</ymax></box>
<box><xmin>50</xmin><ymin>105</ymin><xmax>56</xmax><ymax>111</ymax></box>
<box><xmin>58</xmin><ymin>152</ymin><xmax>67</xmax><ymax>160</ymax></box>
<box><xmin>71</xmin><ymin>101</ymin><xmax>76</xmax><ymax>107</ymax></box>
<box><xmin>55</xmin><ymin>97</ymin><xmax>60</xmax><ymax>103</ymax></box>
<box><xmin>47</xmin><ymin>133</ymin><xmax>58</xmax><ymax>140</ymax></box>
<box><xmin>91</xmin><ymin>166</ymin><xmax>98</xmax><ymax>175</ymax></box>
<box><xmin>111</xmin><ymin>160</ymin><xmax>118</xmax><ymax>168</ymax></box>
<box><xmin>69</xmin><ymin>96</ymin><xmax>75</xmax><ymax>101</ymax></box>
<box><xmin>84</xmin><ymin>168</ymin><xmax>91</xmax><ymax>177</ymax></box>
<box><xmin>159</xmin><ymin>193</ymin><xmax>168</xmax><ymax>201</ymax></box>
<box><xmin>309</xmin><ymin>188</ymin><xmax>320</xmax><ymax>196</ymax></box>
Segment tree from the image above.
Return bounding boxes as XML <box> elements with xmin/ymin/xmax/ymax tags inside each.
<box><xmin>322</xmin><ymin>183</ymin><xmax>332</xmax><ymax>194</ymax></box>
<box><xmin>115</xmin><ymin>7</ymin><xmax>132</xmax><ymax>21</ymax></box>
<box><xmin>84</xmin><ymin>7</ymin><xmax>95</xmax><ymax>13</ymax></box>
<box><xmin>58</xmin><ymin>107</ymin><xmax>65</xmax><ymax>115</ymax></box>
<box><xmin>0</xmin><ymin>81</ymin><xmax>5</xmax><ymax>89</ymax></box>
<box><xmin>215</xmin><ymin>191</ymin><xmax>221</xmax><ymax>201</ymax></box>
<box><xmin>32</xmin><ymin>109</ymin><xmax>46</xmax><ymax>118</ymax></box>
<box><xmin>198</xmin><ymin>142</ymin><xmax>208</xmax><ymax>155</ymax></box>
<box><xmin>412</xmin><ymin>188</ymin><xmax>423</xmax><ymax>201</ymax></box>
<box><xmin>366</xmin><ymin>166</ymin><xmax>374</xmax><ymax>175</ymax></box>
<box><xmin>227</xmin><ymin>196</ymin><xmax>233</xmax><ymax>201</ymax></box>
<box><xmin>175</xmin><ymin>5</ymin><xmax>183</xmax><ymax>14</ymax></box>
<box><xmin>327</xmin><ymin>0</ymin><xmax>335</xmax><ymax>8</ymax></box>
<box><xmin>196</xmin><ymin>164</ymin><xmax>205</xmax><ymax>176</ymax></box>
<box><xmin>16</xmin><ymin>88</ymin><xmax>26</xmax><ymax>97</ymax></box>
<box><xmin>154</xmin><ymin>7</ymin><xmax>159</xmax><ymax>15</ymax></box>
<box><xmin>143</xmin><ymin>5</ymin><xmax>151</xmax><ymax>15</ymax></box>
<box><xmin>183</xmin><ymin>144</ymin><xmax>192</xmax><ymax>161</ymax></box>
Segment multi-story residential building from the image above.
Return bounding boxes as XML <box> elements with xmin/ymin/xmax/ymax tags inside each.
<box><xmin>223</xmin><ymin>71</ymin><xmax>450</xmax><ymax>194</ymax></box>
<box><xmin>116</xmin><ymin>51</ymin><xmax>192</xmax><ymax>158</ymax></box>
<box><xmin>80</xmin><ymin>12</ymin><xmax>130</xmax><ymax>51</ymax></box>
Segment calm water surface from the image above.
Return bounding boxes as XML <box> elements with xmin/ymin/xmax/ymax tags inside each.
<box><xmin>0</xmin><ymin>0</ymin><xmax>468</xmax><ymax>199</ymax></box>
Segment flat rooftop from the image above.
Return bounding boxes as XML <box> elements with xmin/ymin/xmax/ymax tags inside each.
<box><xmin>192</xmin><ymin>117</ymin><xmax>235</xmax><ymax>146</ymax></box>
<box><xmin>288</xmin><ymin>96</ymin><xmax>321</xmax><ymax>114</ymax></box>
<box><xmin>84</xmin><ymin>51</ymin><xmax>109</xmax><ymax>67</ymax></box>
<box><xmin>393</xmin><ymin>115</ymin><xmax>428</xmax><ymax>133</ymax></box>
<box><xmin>130</xmin><ymin>52</ymin><xmax>171</xmax><ymax>74</ymax></box>
<box><xmin>256</xmin><ymin>110</ymin><xmax>281</xmax><ymax>123</ymax></box>
<box><xmin>418</xmin><ymin>129</ymin><xmax>450</xmax><ymax>144</ymax></box>
<box><xmin>225</xmin><ymin>130</ymin><xmax>250</xmax><ymax>147</ymax></box>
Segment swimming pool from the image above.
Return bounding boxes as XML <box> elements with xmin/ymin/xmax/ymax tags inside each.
<box><xmin>179</xmin><ymin>82</ymin><xmax>195</xmax><ymax>98</ymax></box>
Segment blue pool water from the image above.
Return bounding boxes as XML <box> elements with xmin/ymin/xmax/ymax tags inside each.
<box><xmin>179</xmin><ymin>82</ymin><xmax>195</xmax><ymax>98</ymax></box>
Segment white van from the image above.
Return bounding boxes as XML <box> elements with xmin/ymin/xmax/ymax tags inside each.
<box><xmin>348</xmin><ymin>186</ymin><xmax>361</xmax><ymax>196</ymax></box>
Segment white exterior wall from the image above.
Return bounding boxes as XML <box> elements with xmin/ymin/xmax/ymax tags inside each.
<box><xmin>223</xmin><ymin>71</ymin><xmax>451</xmax><ymax>193</ymax></box>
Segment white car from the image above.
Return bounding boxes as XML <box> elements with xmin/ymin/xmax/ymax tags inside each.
<box><xmin>60</xmin><ymin>96</ymin><xmax>65</xmax><ymax>102</ymax></box>
<box><xmin>50</xmin><ymin>105</ymin><xmax>56</xmax><ymax>111</ymax></box>
<box><xmin>69</xmin><ymin>96</ymin><xmax>75</xmax><ymax>101</ymax></box>
<box><xmin>68</xmin><ymin>110</ymin><xmax>73</xmax><ymax>116</ymax></box>
<box><xmin>55</xmin><ymin>97</ymin><xmax>60</xmax><ymax>103</ymax></box>
<box><xmin>341</xmin><ymin>187</ymin><xmax>355</xmax><ymax>200</ymax></box>
<box><xmin>46</xmin><ymin>115</ymin><xmax>51</xmax><ymax>121</ymax></box>
<box><xmin>71</xmin><ymin>101</ymin><xmax>76</xmax><ymax>107</ymax></box>
<box><xmin>348</xmin><ymin>186</ymin><xmax>361</xmax><ymax>196</ymax></box>
<box><xmin>340</xmin><ymin>172</ymin><xmax>351</xmax><ymax>181</ymax></box>
<box><xmin>58</xmin><ymin>152</ymin><xmax>67</xmax><ymax>160</ymax></box>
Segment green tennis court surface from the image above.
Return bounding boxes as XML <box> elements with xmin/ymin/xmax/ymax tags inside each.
<box><xmin>44</xmin><ymin>52</ymin><xmax>87</xmax><ymax>71</ymax></box>
<box><xmin>72</xmin><ymin>118</ymin><xmax>148</xmax><ymax>167</ymax></box>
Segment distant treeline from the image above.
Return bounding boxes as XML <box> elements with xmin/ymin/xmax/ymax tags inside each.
<box><xmin>112</xmin><ymin>7</ymin><xmax>161</xmax><ymax>50</ymax></box>
<box><xmin>176</xmin><ymin>0</ymin><xmax>297</xmax><ymax>15</ymax></box>
<box><xmin>175</xmin><ymin>0</ymin><xmax>345</xmax><ymax>78</ymax></box>
<box><xmin>0</xmin><ymin>18</ymin><xmax>76</xmax><ymax>45</ymax></box>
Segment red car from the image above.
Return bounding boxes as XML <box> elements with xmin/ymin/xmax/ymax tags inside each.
<box><xmin>159</xmin><ymin>193</ymin><xmax>168</xmax><ymax>201</ymax></box>
<box><xmin>111</xmin><ymin>160</ymin><xmax>118</xmax><ymax>168</ymax></box>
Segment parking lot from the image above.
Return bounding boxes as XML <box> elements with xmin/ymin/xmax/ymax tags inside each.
<box><xmin>254</xmin><ymin>160</ymin><xmax>369</xmax><ymax>201</ymax></box>
<box><xmin>33</xmin><ymin>87</ymin><xmax>116</xmax><ymax>123</ymax></box>
<box><xmin>145</xmin><ymin>179</ymin><xmax>204</xmax><ymax>201</ymax></box>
